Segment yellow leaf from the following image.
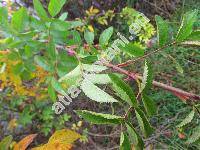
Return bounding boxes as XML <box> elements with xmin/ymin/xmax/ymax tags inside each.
<box><xmin>14</xmin><ymin>134</ymin><xmax>37</xmax><ymax>150</ymax></box>
<box><xmin>32</xmin><ymin>143</ymin><xmax>72</xmax><ymax>150</ymax></box>
<box><xmin>7</xmin><ymin>118</ymin><xmax>18</xmax><ymax>131</ymax></box>
<box><xmin>88</xmin><ymin>25</ymin><xmax>94</xmax><ymax>32</ymax></box>
<box><xmin>49</xmin><ymin>129</ymin><xmax>81</xmax><ymax>144</ymax></box>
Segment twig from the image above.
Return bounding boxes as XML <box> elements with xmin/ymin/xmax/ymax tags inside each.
<box><xmin>104</xmin><ymin>62</ymin><xmax>200</xmax><ymax>101</ymax></box>
<box><xmin>117</xmin><ymin>41</ymin><xmax>177</xmax><ymax>68</ymax></box>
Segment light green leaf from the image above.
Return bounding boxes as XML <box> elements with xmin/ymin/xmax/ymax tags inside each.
<box><xmin>48</xmin><ymin>84</ymin><xmax>57</xmax><ymax>102</ymax></box>
<box><xmin>80</xmin><ymin>79</ymin><xmax>118</xmax><ymax>103</ymax></box>
<box><xmin>0</xmin><ymin>135</ymin><xmax>13</xmax><ymax>150</ymax></box>
<box><xmin>58</xmin><ymin>65</ymin><xmax>82</xmax><ymax>86</ymax></box>
<box><xmin>135</xmin><ymin>107</ymin><xmax>154</xmax><ymax>137</ymax></box>
<box><xmin>33</xmin><ymin>0</ymin><xmax>49</xmax><ymax>20</ymax></box>
<box><xmin>84</xmin><ymin>30</ymin><xmax>94</xmax><ymax>45</ymax></box>
<box><xmin>140</xmin><ymin>60</ymin><xmax>153</xmax><ymax>92</ymax></box>
<box><xmin>142</xmin><ymin>94</ymin><xmax>157</xmax><ymax>116</ymax></box>
<box><xmin>34</xmin><ymin>56</ymin><xmax>52</xmax><ymax>71</ymax></box>
<box><xmin>59</xmin><ymin>12</ymin><xmax>68</xmax><ymax>21</ymax></box>
<box><xmin>109</xmin><ymin>74</ymin><xmax>137</xmax><ymax>107</ymax></box>
<box><xmin>82</xmin><ymin>64</ymin><xmax>107</xmax><ymax>73</ymax></box>
<box><xmin>120</xmin><ymin>132</ymin><xmax>131</xmax><ymax>150</ymax></box>
<box><xmin>126</xmin><ymin>122</ymin><xmax>144</xmax><ymax>150</ymax></box>
<box><xmin>186</xmin><ymin>125</ymin><xmax>200</xmax><ymax>144</ymax></box>
<box><xmin>155</xmin><ymin>15</ymin><xmax>169</xmax><ymax>46</ymax></box>
<box><xmin>176</xmin><ymin>10</ymin><xmax>198</xmax><ymax>42</ymax></box>
<box><xmin>48</xmin><ymin>0</ymin><xmax>67</xmax><ymax>17</ymax></box>
<box><xmin>85</xmin><ymin>74</ymin><xmax>111</xmax><ymax>84</ymax></box>
<box><xmin>75</xmin><ymin>110</ymin><xmax>123</xmax><ymax>124</ymax></box>
<box><xmin>99</xmin><ymin>26</ymin><xmax>113</xmax><ymax>47</ymax></box>
<box><xmin>51</xmin><ymin>77</ymin><xmax>67</xmax><ymax>96</ymax></box>
<box><xmin>120</xmin><ymin>42</ymin><xmax>144</xmax><ymax>57</ymax></box>
<box><xmin>177</xmin><ymin>110</ymin><xmax>195</xmax><ymax>128</ymax></box>
<box><xmin>11</xmin><ymin>7</ymin><xmax>28</xmax><ymax>32</ymax></box>
<box><xmin>181</xmin><ymin>41</ymin><xmax>200</xmax><ymax>46</ymax></box>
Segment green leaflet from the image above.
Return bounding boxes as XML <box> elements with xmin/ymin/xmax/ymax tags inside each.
<box><xmin>48</xmin><ymin>0</ymin><xmax>67</xmax><ymax>17</ymax></box>
<box><xmin>120</xmin><ymin>42</ymin><xmax>144</xmax><ymax>57</ymax></box>
<box><xmin>33</xmin><ymin>0</ymin><xmax>49</xmax><ymax>20</ymax></box>
<box><xmin>140</xmin><ymin>60</ymin><xmax>153</xmax><ymax>93</ymax></box>
<box><xmin>85</xmin><ymin>74</ymin><xmax>111</xmax><ymax>84</ymax></box>
<box><xmin>0</xmin><ymin>7</ymin><xmax>8</xmax><ymax>27</ymax></box>
<box><xmin>109</xmin><ymin>74</ymin><xmax>137</xmax><ymax>107</ymax></box>
<box><xmin>142</xmin><ymin>94</ymin><xmax>157</xmax><ymax>116</ymax></box>
<box><xmin>126</xmin><ymin>122</ymin><xmax>144</xmax><ymax>150</ymax></box>
<box><xmin>186</xmin><ymin>30</ymin><xmax>200</xmax><ymax>41</ymax></box>
<box><xmin>80</xmin><ymin>79</ymin><xmax>118</xmax><ymax>103</ymax></box>
<box><xmin>135</xmin><ymin>107</ymin><xmax>154</xmax><ymax>138</ymax></box>
<box><xmin>120</xmin><ymin>132</ymin><xmax>131</xmax><ymax>150</ymax></box>
<box><xmin>58</xmin><ymin>64</ymin><xmax>108</xmax><ymax>86</ymax></box>
<box><xmin>0</xmin><ymin>135</ymin><xmax>13</xmax><ymax>150</ymax></box>
<box><xmin>155</xmin><ymin>15</ymin><xmax>169</xmax><ymax>46</ymax></box>
<box><xmin>176</xmin><ymin>10</ymin><xmax>198</xmax><ymax>42</ymax></box>
<box><xmin>34</xmin><ymin>55</ymin><xmax>53</xmax><ymax>72</ymax></box>
<box><xmin>11</xmin><ymin>7</ymin><xmax>28</xmax><ymax>32</ymax></box>
<box><xmin>51</xmin><ymin>77</ymin><xmax>67</xmax><ymax>96</ymax></box>
<box><xmin>84</xmin><ymin>30</ymin><xmax>94</xmax><ymax>45</ymax></box>
<box><xmin>177</xmin><ymin>110</ymin><xmax>195</xmax><ymax>128</ymax></box>
<box><xmin>186</xmin><ymin>125</ymin><xmax>200</xmax><ymax>144</ymax></box>
<box><xmin>48</xmin><ymin>84</ymin><xmax>57</xmax><ymax>102</ymax></box>
<box><xmin>75</xmin><ymin>110</ymin><xmax>123</xmax><ymax>124</ymax></box>
<box><xmin>99</xmin><ymin>26</ymin><xmax>113</xmax><ymax>47</ymax></box>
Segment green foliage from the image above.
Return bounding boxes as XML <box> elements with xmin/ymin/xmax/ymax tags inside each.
<box><xmin>99</xmin><ymin>26</ymin><xmax>113</xmax><ymax>47</ymax></box>
<box><xmin>0</xmin><ymin>135</ymin><xmax>13</xmax><ymax>150</ymax></box>
<box><xmin>120</xmin><ymin>132</ymin><xmax>131</xmax><ymax>150</ymax></box>
<box><xmin>33</xmin><ymin>0</ymin><xmax>49</xmax><ymax>20</ymax></box>
<box><xmin>176</xmin><ymin>9</ymin><xmax>198</xmax><ymax>41</ymax></box>
<box><xmin>109</xmin><ymin>73</ymin><xmax>137</xmax><ymax>107</ymax></box>
<box><xmin>80</xmin><ymin>79</ymin><xmax>118</xmax><ymax>103</ymax></box>
<box><xmin>186</xmin><ymin>125</ymin><xmax>200</xmax><ymax>144</ymax></box>
<box><xmin>0</xmin><ymin>1</ymin><xmax>199</xmax><ymax>148</ymax></box>
<box><xmin>155</xmin><ymin>15</ymin><xmax>169</xmax><ymax>46</ymax></box>
<box><xmin>177</xmin><ymin>110</ymin><xmax>195</xmax><ymax>128</ymax></box>
<box><xmin>120</xmin><ymin>42</ymin><xmax>144</xmax><ymax>57</ymax></box>
<box><xmin>75</xmin><ymin>110</ymin><xmax>123</xmax><ymax>124</ymax></box>
<box><xmin>142</xmin><ymin>94</ymin><xmax>157</xmax><ymax>116</ymax></box>
<box><xmin>48</xmin><ymin>0</ymin><xmax>67</xmax><ymax>17</ymax></box>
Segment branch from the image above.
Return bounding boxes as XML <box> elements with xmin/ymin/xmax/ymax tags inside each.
<box><xmin>117</xmin><ymin>41</ymin><xmax>177</xmax><ymax>68</ymax></box>
<box><xmin>104</xmin><ymin>62</ymin><xmax>200</xmax><ymax>102</ymax></box>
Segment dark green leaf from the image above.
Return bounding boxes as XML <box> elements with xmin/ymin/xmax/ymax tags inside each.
<box><xmin>176</xmin><ymin>10</ymin><xmax>198</xmax><ymax>42</ymax></box>
<box><xmin>109</xmin><ymin>74</ymin><xmax>137</xmax><ymax>107</ymax></box>
<box><xmin>135</xmin><ymin>107</ymin><xmax>154</xmax><ymax>137</ymax></box>
<box><xmin>120</xmin><ymin>132</ymin><xmax>131</xmax><ymax>150</ymax></box>
<box><xmin>120</xmin><ymin>42</ymin><xmax>144</xmax><ymax>57</ymax></box>
<box><xmin>155</xmin><ymin>15</ymin><xmax>169</xmax><ymax>46</ymax></box>
<box><xmin>126</xmin><ymin>122</ymin><xmax>144</xmax><ymax>150</ymax></box>
<box><xmin>142</xmin><ymin>94</ymin><xmax>157</xmax><ymax>116</ymax></box>
<box><xmin>76</xmin><ymin>110</ymin><xmax>123</xmax><ymax>124</ymax></box>
<box><xmin>187</xmin><ymin>30</ymin><xmax>200</xmax><ymax>41</ymax></box>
